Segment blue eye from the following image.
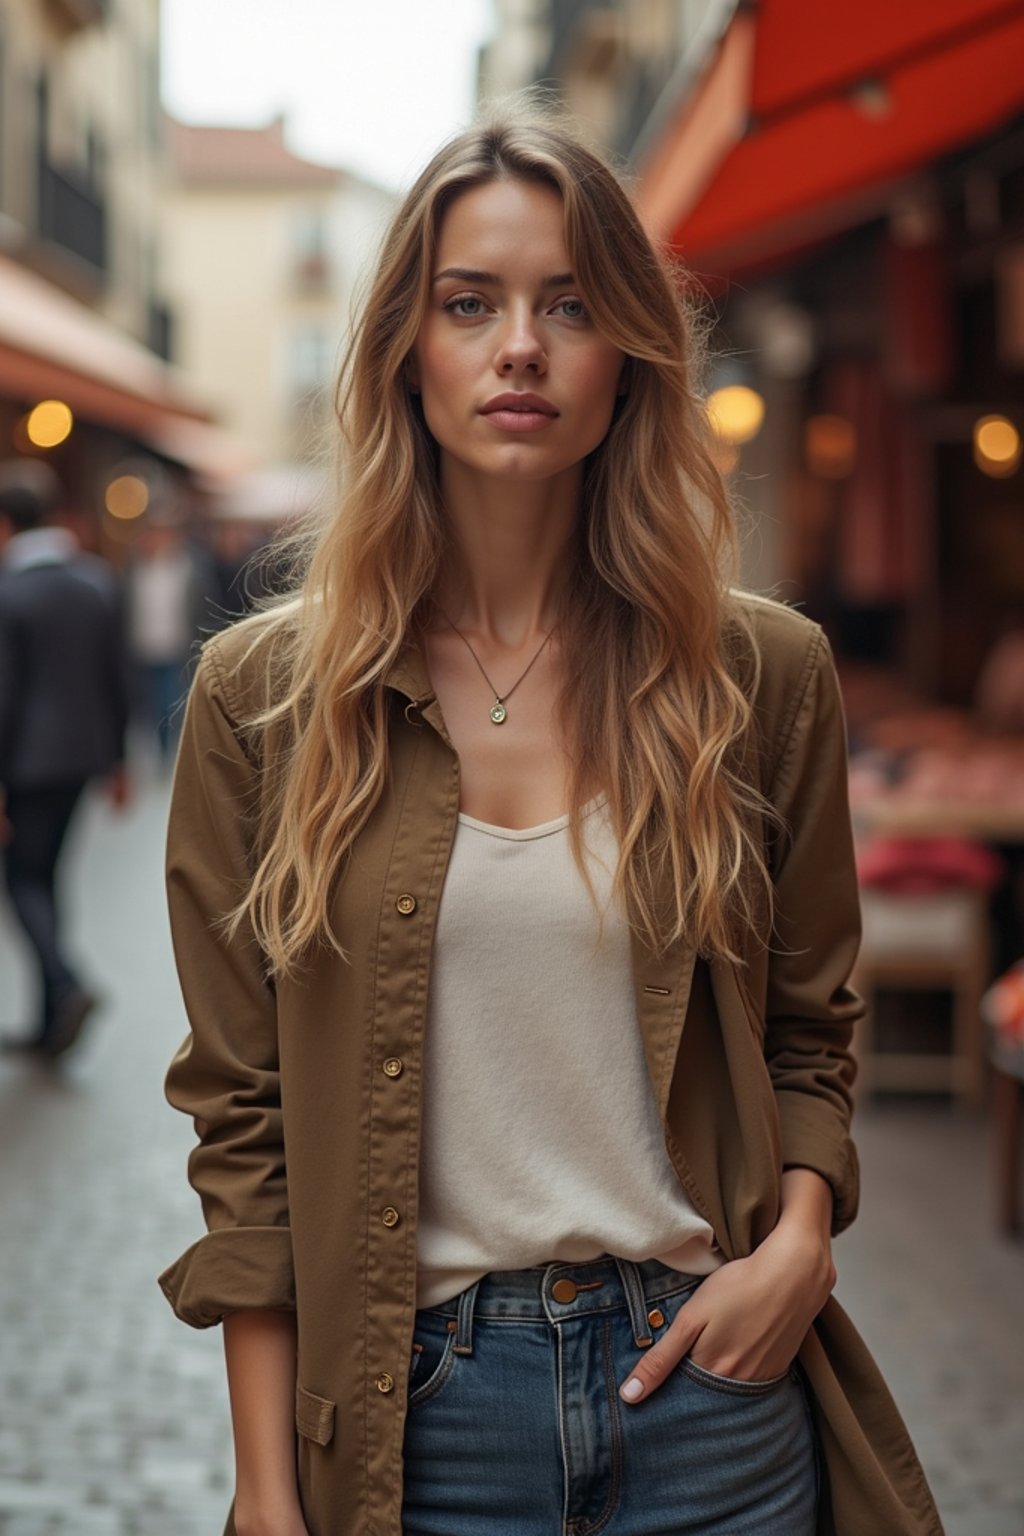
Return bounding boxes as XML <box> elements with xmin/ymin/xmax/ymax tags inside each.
<box><xmin>445</xmin><ymin>295</ymin><xmax>487</xmax><ymax>318</ymax></box>
<box><xmin>553</xmin><ymin>297</ymin><xmax>588</xmax><ymax>320</ymax></box>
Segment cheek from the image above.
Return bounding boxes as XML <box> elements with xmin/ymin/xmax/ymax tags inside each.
<box><xmin>574</xmin><ymin>352</ymin><xmax>626</xmax><ymax>437</ymax></box>
<box><xmin>413</xmin><ymin>330</ymin><xmax>469</xmax><ymax>405</ymax></box>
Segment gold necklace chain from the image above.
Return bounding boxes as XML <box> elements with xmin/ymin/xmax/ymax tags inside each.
<box><xmin>438</xmin><ymin>608</ymin><xmax>557</xmax><ymax>725</ymax></box>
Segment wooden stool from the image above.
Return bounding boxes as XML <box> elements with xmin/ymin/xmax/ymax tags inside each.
<box><xmin>852</xmin><ymin>886</ymin><xmax>991</xmax><ymax>1107</ymax></box>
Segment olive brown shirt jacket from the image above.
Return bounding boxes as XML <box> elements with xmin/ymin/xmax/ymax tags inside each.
<box><xmin>159</xmin><ymin>592</ymin><xmax>943</xmax><ymax>1536</ymax></box>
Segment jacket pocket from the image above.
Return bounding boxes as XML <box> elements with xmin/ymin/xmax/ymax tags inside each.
<box><xmin>295</xmin><ymin>1383</ymin><xmax>335</xmax><ymax>1445</ymax></box>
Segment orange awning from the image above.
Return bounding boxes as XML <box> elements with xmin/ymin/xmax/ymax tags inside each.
<box><xmin>0</xmin><ymin>253</ymin><xmax>253</xmax><ymax>476</ymax></box>
<box><xmin>636</xmin><ymin>0</ymin><xmax>1024</xmax><ymax>280</ymax></box>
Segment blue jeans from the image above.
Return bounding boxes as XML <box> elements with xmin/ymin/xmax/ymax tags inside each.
<box><xmin>401</xmin><ymin>1254</ymin><xmax>819</xmax><ymax>1535</ymax></box>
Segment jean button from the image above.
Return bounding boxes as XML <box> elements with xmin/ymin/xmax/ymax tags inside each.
<box><xmin>551</xmin><ymin>1278</ymin><xmax>578</xmax><ymax>1303</ymax></box>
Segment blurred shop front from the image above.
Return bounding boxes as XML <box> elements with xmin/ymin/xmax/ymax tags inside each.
<box><xmin>635</xmin><ymin>0</ymin><xmax>1024</xmax><ymax>1108</ymax></box>
<box><xmin>635</xmin><ymin>0</ymin><xmax>1024</xmax><ymax>711</ymax></box>
<box><xmin>0</xmin><ymin>249</ymin><xmax>254</xmax><ymax>562</ymax></box>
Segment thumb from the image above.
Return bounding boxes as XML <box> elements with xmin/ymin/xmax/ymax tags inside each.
<box><xmin>618</xmin><ymin>1303</ymin><xmax>705</xmax><ymax>1405</ymax></box>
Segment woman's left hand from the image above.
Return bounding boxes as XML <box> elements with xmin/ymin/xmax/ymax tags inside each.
<box><xmin>618</xmin><ymin>1170</ymin><xmax>837</xmax><ymax>1404</ymax></box>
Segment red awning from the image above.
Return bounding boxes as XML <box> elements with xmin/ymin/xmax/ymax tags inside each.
<box><xmin>636</xmin><ymin>0</ymin><xmax>1024</xmax><ymax>279</ymax></box>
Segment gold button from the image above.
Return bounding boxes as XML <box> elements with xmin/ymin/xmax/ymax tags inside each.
<box><xmin>375</xmin><ymin>1372</ymin><xmax>394</xmax><ymax>1393</ymax></box>
<box><xmin>381</xmin><ymin>1206</ymin><xmax>400</xmax><ymax>1228</ymax></box>
<box><xmin>383</xmin><ymin>1057</ymin><xmax>403</xmax><ymax>1078</ymax></box>
<box><xmin>551</xmin><ymin>1278</ymin><xmax>578</xmax><ymax>1303</ymax></box>
<box><xmin>647</xmin><ymin>1307</ymin><xmax>665</xmax><ymax>1329</ymax></box>
<box><xmin>396</xmin><ymin>894</ymin><xmax>417</xmax><ymax>916</ymax></box>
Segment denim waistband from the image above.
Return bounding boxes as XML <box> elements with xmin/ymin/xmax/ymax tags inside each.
<box><xmin>422</xmin><ymin>1254</ymin><xmax>702</xmax><ymax>1353</ymax></box>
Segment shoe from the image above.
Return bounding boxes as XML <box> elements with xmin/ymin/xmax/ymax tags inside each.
<box><xmin>45</xmin><ymin>988</ymin><xmax>98</xmax><ymax>1058</ymax></box>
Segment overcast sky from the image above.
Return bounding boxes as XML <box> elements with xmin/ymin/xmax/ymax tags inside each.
<box><xmin>160</xmin><ymin>0</ymin><xmax>496</xmax><ymax>192</ymax></box>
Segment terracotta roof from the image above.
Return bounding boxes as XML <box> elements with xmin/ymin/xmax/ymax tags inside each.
<box><xmin>165</xmin><ymin>115</ymin><xmax>343</xmax><ymax>187</ymax></box>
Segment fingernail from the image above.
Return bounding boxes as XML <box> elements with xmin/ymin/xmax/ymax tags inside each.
<box><xmin>620</xmin><ymin>1377</ymin><xmax>644</xmax><ymax>1402</ymax></box>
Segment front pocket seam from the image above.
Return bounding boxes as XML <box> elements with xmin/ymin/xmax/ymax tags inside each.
<box><xmin>678</xmin><ymin>1357</ymin><xmax>791</xmax><ymax>1397</ymax></box>
<box><xmin>407</xmin><ymin>1330</ymin><xmax>457</xmax><ymax>1408</ymax></box>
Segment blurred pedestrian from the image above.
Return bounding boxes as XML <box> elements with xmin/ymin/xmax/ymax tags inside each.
<box><xmin>124</xmin><ymin>511</ymin><xmax>218</xmax><ymax>766</ymax></box>
<box><xmin>0</xmin><ymin>460</ymin><xmax>130</xmax><ymax>1058</ymax></box>
<box><xmin>160</xmin><ymin>105</ymin><xmax>941</xmax><ymax>1536</ymax></box>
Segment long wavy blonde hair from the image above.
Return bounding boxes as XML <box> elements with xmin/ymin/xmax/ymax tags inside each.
<box><xmin>224</xmin><ymin>99</ymin><xmax>774</xmax><ymax>977</ymax></box>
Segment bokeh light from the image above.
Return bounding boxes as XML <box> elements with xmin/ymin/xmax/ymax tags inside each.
<box><xmin>706</xmin><ymin>385</ymin><xmax>765</xmax><ymax>445</ymax></box>
<box><xmin>26</xmin><ymin>399</ymin><xmax>73</xmax><ymax>448</ymax></box>
<box><xmin>805</xmin><ymin>414</ymin><xmax>858</xmax><ymax>480</ymax></box>
<box><xmin>105</xmin><ymin>474</ymin><xmax>150</xmax><ymax>520</ymax></box>
<box><xmin>973</xmin><ymin>414</ymin><xmax>1021</xmax><ymax>478</ymax></box>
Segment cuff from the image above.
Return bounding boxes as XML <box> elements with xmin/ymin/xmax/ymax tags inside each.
<box><xmin>775</xmin><ymin>1093</ymin><xmax>860</xmax><ymax>1236</ymax></box>
<box><xmin>158</xmin><ymin>1226</ymin><xmax>296</xmax><ymax>1329</ymax></box>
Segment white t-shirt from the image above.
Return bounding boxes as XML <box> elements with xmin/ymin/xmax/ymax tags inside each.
<box><xmin>415</xmin><ymin>794</ymin><xmax>723</xmax><ymax>1309</ymax></box>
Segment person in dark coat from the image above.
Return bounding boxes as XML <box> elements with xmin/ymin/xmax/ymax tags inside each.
<box><xmin>0</xmin><ymin>460</ymin><xmax>130</xmax><ymax>1057</ymax></box>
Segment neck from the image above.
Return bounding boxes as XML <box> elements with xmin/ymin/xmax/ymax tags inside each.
<box><xmin>429</xmin><ymin>457</ymin><xmax>582</xmax><ymax>646</ymax></box>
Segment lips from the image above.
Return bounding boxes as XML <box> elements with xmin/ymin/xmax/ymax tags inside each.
<box><xmin>481</xmin><ymin>392</ymin><xmax>558</xmax><ymax>416</ymax></box>
<box><xmin>480</xmin><ymin>392</ymin><xmax>559</xmax><ymax>433</ymax></box>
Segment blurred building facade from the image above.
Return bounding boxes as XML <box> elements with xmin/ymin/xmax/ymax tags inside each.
<box><xmin>0</xmin><ymin>0</ymin><xmax>241</xmax><ymax>554</ymax></box>
<box><xmin>0</xmin><ymin>0</ymin><xmax>165</xmax><ymax>345</ymax></box>
<box><xmin>480</xmin><ymin>0</ymin><xmax>722</xmax><ymax>162</ymax></box>
<box><xmin>161</xmin><ymin>117</ymin><xmax>395</xmax><ymax>473</ymax></box>
<box><xmin>484</xmin><ymin>0</ymin><xmax>1024</xmax><ymax>708</ymax></box>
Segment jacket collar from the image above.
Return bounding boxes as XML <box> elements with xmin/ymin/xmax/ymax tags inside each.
<box><xmin>382</xmin><ymin>639</ymin><xmax>454</xmax><ymax>748</ymax></box>
<box><xmin>4</xmin><ymin>526</ymin><xmax>77</xmax><ymax>571</ymax></box>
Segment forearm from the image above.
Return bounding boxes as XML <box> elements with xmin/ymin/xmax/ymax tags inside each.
<box><xmin>776</xmin><ymin>1167</ymin><xmax>836</xmax><ymax>1289</ymax></box>
<box><xmin>223</xmin><ymin>1310</ymin><xmax>306</xmax><ymax>1535</ymax></box>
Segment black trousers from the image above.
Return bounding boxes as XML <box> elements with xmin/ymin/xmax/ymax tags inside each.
<box><xmin>2</xmin><ymin>780</ymin><xmax>87</xmax><ymax>1040</ymax></box>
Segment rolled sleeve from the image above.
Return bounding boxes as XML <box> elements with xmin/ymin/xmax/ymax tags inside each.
<box><xmin>160</xmin><ymin>640</ymin><xmax>295</xmax><ymax>1327</ymax></box>
<box><xmin>159</xmin><ymin>1226</ymin><xmax>295</xmax><ymax>1329</ymax></box>
<box><xmin>764</xmin><ymin>628</ymin><xmax>864</xmax><ymax>1235</ymax></box>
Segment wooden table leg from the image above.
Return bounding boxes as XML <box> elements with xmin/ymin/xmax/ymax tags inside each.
<box><xmin>993</xmin><ymin>1066</ymin><xmax>1022</xmax><ymax>1235</ymax></box>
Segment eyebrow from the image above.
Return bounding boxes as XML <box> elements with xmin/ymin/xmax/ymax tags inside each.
<box><xmin>431</xmin><ymin>267</ymin><xmax>575</xmax><ymax>287</ymax></box>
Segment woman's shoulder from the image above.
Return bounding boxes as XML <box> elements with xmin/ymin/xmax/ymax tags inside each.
<box><xmin>722</xmin><ymin>589</ymin><xmax>830</xmax><ymax>743</ymax></box>
<box><xmin>725</xmin><ymin>588</ymin><xmax>822</xmax><ymax>659</ymax></box>
<box><xmin>196</xmin><ymin>603</ymin><xmax>302</xmax><ymax>726</ymax></box>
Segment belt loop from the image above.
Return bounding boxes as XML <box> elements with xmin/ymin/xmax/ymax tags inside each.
<box><xmin>453</xmin><ymin>1279</ymin><xmax>480</xmax><ymax>1355</ymax></box>
<box><xmin>613</xmin><ymin>1257</ymin><xmax>653</xmax><ymax>1348</ymax></box>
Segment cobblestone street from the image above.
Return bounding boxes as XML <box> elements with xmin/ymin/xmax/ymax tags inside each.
<box><xmin>1</xmin><ymin>776</ymin><xmax>1022</xmax><ymax>1535</ymax></box>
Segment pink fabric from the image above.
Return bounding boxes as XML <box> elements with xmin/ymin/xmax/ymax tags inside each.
<box><xmin>856</xmin><ymin>835</ymin><xmax>1005</xmax><ymax>893</ymax></box>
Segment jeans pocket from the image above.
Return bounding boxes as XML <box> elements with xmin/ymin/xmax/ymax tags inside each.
<box><xmin>408</xmin><ymin>1315</ymin><xmax>459</xmax><ymax>1408</ymax></box>
<box><xmin>676</xmin><ymin>1356</ymin><xmax>794</xmax><ymax>1397</ymax></box>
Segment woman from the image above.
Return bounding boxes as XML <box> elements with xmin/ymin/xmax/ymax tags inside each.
<box><xmin>159</xmin><ymin>105</ymin><xmax>943</xmax><ymax>1536</ymax></box>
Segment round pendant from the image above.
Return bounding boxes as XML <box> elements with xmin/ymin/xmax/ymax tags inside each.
<box><xmin>489</xmin><ymin>702</ymin><xmax>507</xmax><ymax>725</ymax></box>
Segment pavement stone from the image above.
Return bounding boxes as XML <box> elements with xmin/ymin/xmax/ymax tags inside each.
<box><xmin>0</xmin><ymin>773</ymin><xmax>1022</xmax><ymax>1534</ymax></box>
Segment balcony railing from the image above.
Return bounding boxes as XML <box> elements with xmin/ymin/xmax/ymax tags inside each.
<box><xmin>38</xmin><ymin>161</ymin><xmax>107</xmax><ymax>275</ymax></box>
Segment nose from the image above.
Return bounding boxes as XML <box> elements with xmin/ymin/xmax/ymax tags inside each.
<box><xmin>494</xmin><ymin>304</ymin><xmax>547</xmax><ymax>375</ymax></box>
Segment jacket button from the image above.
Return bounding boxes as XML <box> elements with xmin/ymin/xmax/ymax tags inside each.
<box><xmin>375</xmin><ymin>1372</ymin><xmax>394</xmax><ymax>1393</ymax></box>
<box><xmin>551</xmin><ymin>1278</ymin><xmax>578</xmax><ymax>1303</ymax></box>
<box><xmin>383</xmin><ymin>1057</ymin><xmax>403</xmax><ymax>1078</ymax></box>
<box><xmin>396</xmin><ymin>893</ymin><xmax>417</xmax><ymax>916</ymax></box>
<box><xmin>381</xmin><ymin>1206</ymin><xmax>400</xmax><ymax>1227</ymax></box>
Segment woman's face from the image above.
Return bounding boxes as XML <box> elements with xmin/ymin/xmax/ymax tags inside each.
<box><xmin>409</xmin><ymin>178</ymin><xmax>626</xmax><ymax>487</ymax></box>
